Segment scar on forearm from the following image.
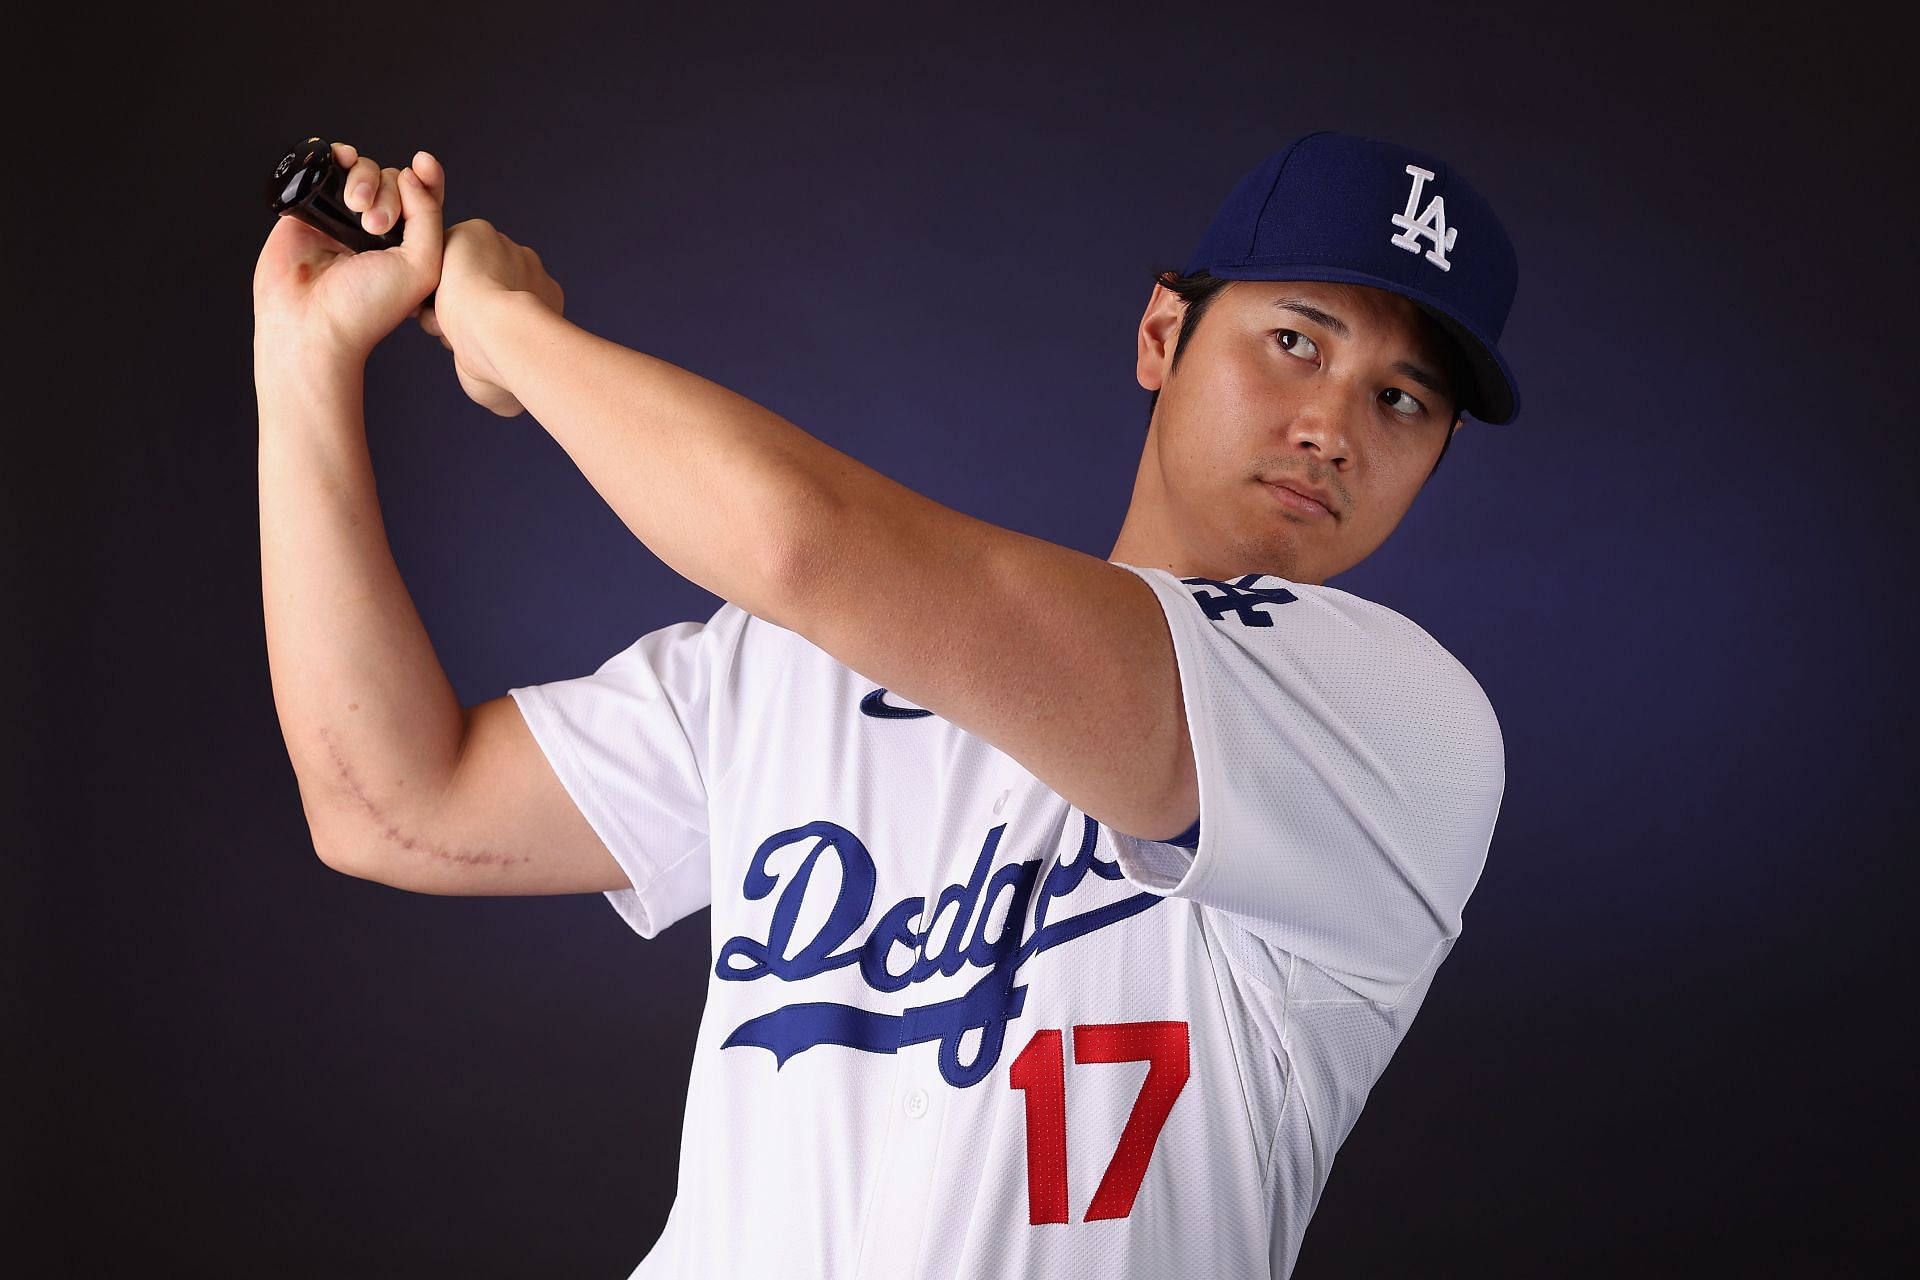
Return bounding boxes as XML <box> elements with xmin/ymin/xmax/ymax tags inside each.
<box><xmin>319</xmin><ymin>725</ymin><xmax>525</xmax><ymax>867</ymax></box>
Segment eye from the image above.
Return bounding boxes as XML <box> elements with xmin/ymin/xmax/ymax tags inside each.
<box><xmin>1380</xmin><ymin>386</ymin><xmax>1427</xmax><ymax>418</ymax></box>
<box><xmin>1274</xmin><ymin>329</ymin><xmax>1319</xmax><ymax>361</ymax></box>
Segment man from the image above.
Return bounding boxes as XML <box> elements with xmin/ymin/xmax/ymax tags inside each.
<box><xmin>254</xmin><ymin>128</ymin><xmax>1518</xmax><ymax>1278</ymax></box>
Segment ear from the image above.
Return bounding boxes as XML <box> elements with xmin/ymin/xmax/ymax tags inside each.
<box><xmin>1136</xmin><ymin>283</ymin><xmax>1187</xmax><ymax>393</ymax></box>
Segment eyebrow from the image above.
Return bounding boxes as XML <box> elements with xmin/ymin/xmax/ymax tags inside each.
<box><xmin>1391</xmin><ymin>359</ymin><xmax>1448</xmax><ymax>398</ymax></box>
<box><xmin>1270</xmin><ymin>296</ymin><xmax>1452</xmax><ymax>401</ymax></box>
<box><xmin>1270</xmin><ymin>297</ymin><xmax>1349</xmax><ymax>338</ymax></box>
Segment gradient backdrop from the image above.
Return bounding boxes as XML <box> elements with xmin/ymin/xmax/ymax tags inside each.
<box><xmin>14</xmin><ymin>1</ymin><xmax>1911</xmax><ymax>1274</ymax></box>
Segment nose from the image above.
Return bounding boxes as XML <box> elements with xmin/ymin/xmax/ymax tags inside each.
<box><xmin>1284</xmin><ymin>379</ymin><xmax>1357</xmax><ymax>468</ymax></box>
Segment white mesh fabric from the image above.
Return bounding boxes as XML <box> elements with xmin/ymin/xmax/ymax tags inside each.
<box><xmin>1106</xmin><ymin>565</ymin><xmax>1505</xmax><ymax>1005</ymax></box>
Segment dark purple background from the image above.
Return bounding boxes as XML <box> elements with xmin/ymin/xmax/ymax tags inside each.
<box><xmin>16</xmin><ymin>1</ymin><xmax>1911</xmax><ymax>1274</ymax></box>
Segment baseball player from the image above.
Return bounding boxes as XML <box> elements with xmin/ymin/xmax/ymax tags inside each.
<box><xmin>254</xmin><ymin>129</ymin><xmax>1518</xmax><ymax>1278</ymax></box>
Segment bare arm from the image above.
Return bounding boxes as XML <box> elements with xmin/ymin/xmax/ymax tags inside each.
<box><xmin>470</xmin><ymin>292</ymin><xmax>1199</xmax><ymax>841</ymax></box>
<box><xmin>255</xmin><ymin>346</ymin><xmax>620</xmax><ymax>891</ymax></box>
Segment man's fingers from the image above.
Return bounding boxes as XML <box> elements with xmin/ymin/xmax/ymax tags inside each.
<box><xmin>364</xmin><ymin>167</ymin><xmax>403</xmax><ymax>235</ymax></box>
<box><xmin>414</xmin><ymin>304</ymin><xmax>451</xmax><ymax>351</ymax></box>
<box><xmin>322</xmin><ymin>144</ymin><xmax>441</xmax><ymax>243</ymax></box>
<box><xmin>342</xmin><ymin>155</ymin><xmax>382</xmax><ymax>212</ymax></box>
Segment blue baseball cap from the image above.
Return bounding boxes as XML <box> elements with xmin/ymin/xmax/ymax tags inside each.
<box><xmin>1181</xmin><ymin>131</ymin><xmax>1522</xmax><ymax>424</ymax></box>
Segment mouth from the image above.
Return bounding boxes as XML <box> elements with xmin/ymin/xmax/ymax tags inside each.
<box><xmin>1260</xmin><ymin>479</ymin><xmax>1336</xmax><ymax>519</ymax></box>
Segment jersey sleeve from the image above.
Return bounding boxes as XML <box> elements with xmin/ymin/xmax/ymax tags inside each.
<box><xmin>506</xmin><ymin>599</ymin><xmax>750</xmax><ymax>940</ymax></box>
<box><xmin>1105</xmin><ymin>564</ymin><xmax>1506</xmax><ymax>1005</ymax></box>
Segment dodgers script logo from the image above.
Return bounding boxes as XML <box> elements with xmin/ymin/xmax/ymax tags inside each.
<box><xmin>1390</xmin><ymin>164</ymin><xmax>1457</xmax><ymax>271</ymax></box>
<box><xmin>714</xmin><ymin>814</ymin><xmax>1163</xmax><ymax>1088</ymax></box>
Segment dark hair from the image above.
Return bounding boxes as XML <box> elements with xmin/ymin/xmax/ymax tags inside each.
<box><xmin>1142</xmin><ymin>267</ymin><xmax>1465</xmax><ymax>478</ymax></box>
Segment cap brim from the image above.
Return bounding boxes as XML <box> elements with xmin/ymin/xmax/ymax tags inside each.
<box><xmin>1200</xmin><ymin>264</ymin><xmax>1520</xmax><ymax>425</ymax></box>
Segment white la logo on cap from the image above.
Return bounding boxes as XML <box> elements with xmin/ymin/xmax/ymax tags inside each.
<box><xmin>1389</xmin><ymin>165</ymin><xmax>1457</xmax><ymax>271</ymax></box>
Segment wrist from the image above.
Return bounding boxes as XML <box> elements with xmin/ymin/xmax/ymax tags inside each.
<box><xmin>253</xmin><ymin>329</ymin><xmax>368</xmax><ymax>383</ymax></box>
<box><xmin>466</xmin><ymin>286</ymin><xmax>547</xmax><ymax>355</ymax></box>
<box><xmin>441</xmin><ymin>287</ymin><xmax>553</xmax><ymax>405</ymax></box>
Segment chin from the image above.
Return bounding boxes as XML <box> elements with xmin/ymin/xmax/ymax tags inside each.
<box><xmin>1223</xmin><ymin>529</ymin><xmax>1319</xmax><ymax>583</ymax></box>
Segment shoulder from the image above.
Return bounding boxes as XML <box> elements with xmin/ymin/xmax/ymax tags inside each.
<box><xmin>1122</xmin><ymin>563</ymin><xmax>1468</xmax><ymax>660</ymax></box>
<box><xmin>1124</xmin><ymin>563</ymin><xmax>1503</xmax><ymax>755</ymax></box>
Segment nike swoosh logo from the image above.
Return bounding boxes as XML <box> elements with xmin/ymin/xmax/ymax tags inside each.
<box><xmin>860</xmin><ymin>687</ymin><xmax>933</xmax><ymax>720</ymax></box>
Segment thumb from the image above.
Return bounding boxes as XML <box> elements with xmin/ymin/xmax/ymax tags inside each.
<box><xmin>397</xmin><ymin>151</ymin><xmax>444</xmax><ymax>267</ymax></box>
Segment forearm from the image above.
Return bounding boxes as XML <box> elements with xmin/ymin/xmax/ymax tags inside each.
<box><xmin>473</xmin><ymin>291</ymin><xmax>840</xmax><ymax>627</ymax></box>
<box><xmin>255</xmin><ymin>346</ymin><xmax>464</xmax><ymax>867</ymax></box>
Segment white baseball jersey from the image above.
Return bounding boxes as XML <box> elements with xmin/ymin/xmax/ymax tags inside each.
<box><xmin>506</xmin><ymin>561</ymin><xmax>1505</xmax><ymax>1278</ymax></box>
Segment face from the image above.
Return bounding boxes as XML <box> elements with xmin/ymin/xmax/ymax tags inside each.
<box><xmin>1108</xmin><ymin>279</ymin><xmax>1463</xmax><ymax>585</ymax></box>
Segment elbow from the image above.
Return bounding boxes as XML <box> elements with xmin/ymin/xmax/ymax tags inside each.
<box><xmin>305</xmin><ymin>799</ymin><xmax>398</xmax><ymax>887</ymax></box>
<box><xmin>755</xmin><ymin>472</ymin><xmax>840</xmax><ymax>633</ymax></box>
<box><xmin>311</xmin><ymin>830</ymin><xmax>388</xmax><ymax>885</ymax></box>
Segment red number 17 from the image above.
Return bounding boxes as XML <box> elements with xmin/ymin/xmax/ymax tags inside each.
<box><xmin>1007</xmin><ymin>1020</ymin><xmax>1190</xmax><ymax>1224</ymax></box>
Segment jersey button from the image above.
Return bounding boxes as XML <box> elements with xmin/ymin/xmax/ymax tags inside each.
<box><xmin>903</xmin><ymin>1087</ymin><xmax>929</xmax><ymax>1119</ymax></box>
